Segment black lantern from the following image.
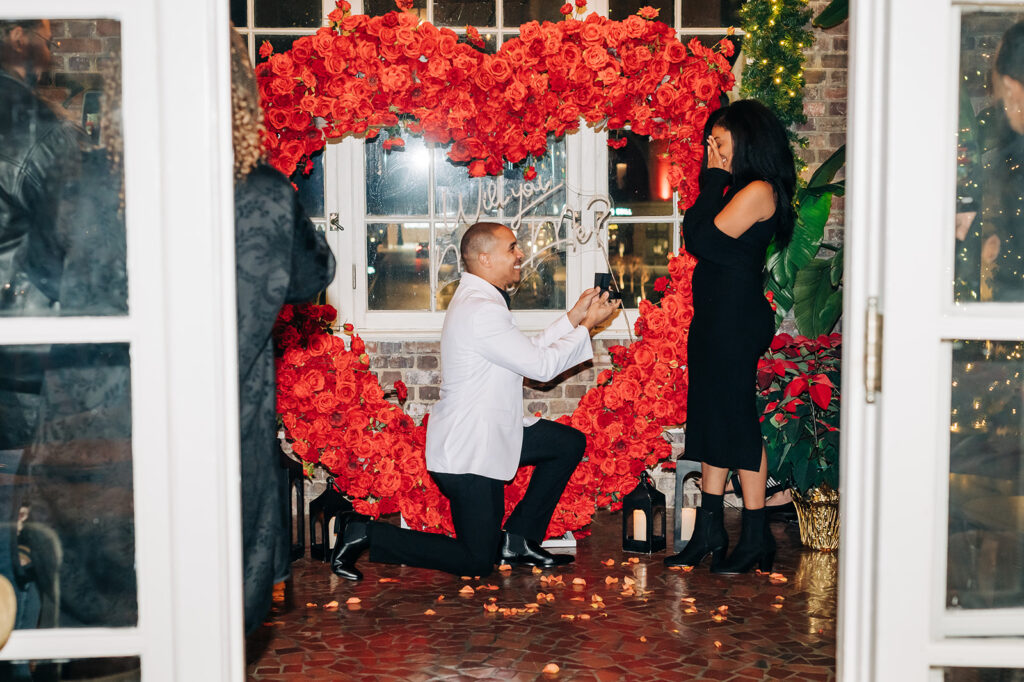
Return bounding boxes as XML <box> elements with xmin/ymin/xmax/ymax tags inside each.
<box><xmin>622</xmin><ymin>471</ymin><xmax>666</xmax><ymax>553</ymax></box>
<box><xmin>308</xmin><ymin>477</ymin><xmax>353</xmax><ymax>562</ymax></box>
<box><xmin>673</xmin><ymin>458</ymin><xmax>702</xmax><ymax>552</ymax></box>
<box><xmin>284</xmin><ymin>452</ymin><xmax>306</xmax><ymax>562</ymax></box>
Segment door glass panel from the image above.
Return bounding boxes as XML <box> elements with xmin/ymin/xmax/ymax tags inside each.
<box><xmin>366</xmin><ymin>136</ymin><xmax>430</xmax><ymax>216</ymax></box>
<box><xmin>944</xmin><ymin>669</ymin><xmax>1024</xmax><ymax>681</ymax></box>
<box><xmin>504</xmin><ymin>0</ymin><xmax>565</xmax><ymax>26</ymax></box>
<box><xmin>607</xmin><ymin>222</ymin><xmax>674</xmax><ymax>307</ymax></box>
<box><xmin>0</xmin><ymin>18</ymin><xmax>127</xmax><ymax>318</ymax></box>
<box><xmin>367</xmin><ymin>222</ymin><xmax>431</xmax><ymax>310</ymax></box>
<box><xmin>681</xmin><ymin>0</ymin><xmax>744</xmax><ymax>28</ymax></box>
<box><xmin>948</xmin><ymin>340</ymin><xmax>1024</xmax><ymax>610</ymax></box>
<box><xmin>365</xmin><ymin>0</ymin><xmax>427</xmax><ymax>18</ymax></box>
<box><xmin>609</xmin><ymin>131</ymin><xmax>674</xmax><ymax>217</ymax></box>
<box><xmin>0</xmin><ymin>343</ymin><xmax>136</xmax><ymax>628</ymax></box>
<box><xmin>608</xmin><ymin>0</ymin><xmax>673</xmax><ymax>23</ymax></box>
<box><xmin>434</xmin><ymin>0</ymin><xmax>496</xmax><ymax>27</ymax></box>
<box><xmin>230</xmin><ymin>0</ymin><xmax>247</xmax><ymax>28</ymax></box>
<box><xmin>509</xmin><ymin>218</ymin><xmax>566</xmax><ymax>311</ymax></box>
<box><xmin>956</xmin><ymin>10</ymin><xmax>1024</xmax><ymax>303</ymax></box>
<box><xmin>0</xmin><ymin>657</ymin><xmax>140</xmax><ymax>680</ymax></box>
<box><xmin>253</xmin><ymin>0</ymin><xmax>321</xmax><ymax>28</ymax></box>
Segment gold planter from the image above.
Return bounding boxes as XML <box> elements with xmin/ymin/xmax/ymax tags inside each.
<box><xmin>792</xmin><ymin>487</ymin><xmax>840</xmax><ymax>551</ymax></box>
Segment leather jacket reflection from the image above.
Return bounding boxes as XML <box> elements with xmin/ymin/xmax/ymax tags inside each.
<box><xmin>0</xmin><ymin>69</ymin><xmax>80</xmax><ymax>310</ymax></box>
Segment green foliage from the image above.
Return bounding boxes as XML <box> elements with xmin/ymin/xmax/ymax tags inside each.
<box><xmin>765</xmin><ymin>146</ymin><xmax>845</xmax><ymax>329</ymax></box>
<box><xmin>739</xmin><ymin>0</ymin><xmax>814</xmax><ymax>149</ymax></box>
<box><xmin>812</xmin><ymin>0</ymin><xmax>848</xmax><ymax>29</ymax></box>
<box><xmin>793</xmin><ymin>246</ymin><xmax>843</xmax><ymax>338</ymax></box>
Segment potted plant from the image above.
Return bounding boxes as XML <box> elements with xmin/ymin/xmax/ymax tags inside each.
<box><xmin>756</xmin><ymin>332</ymin><xmax>841</xmax><ymax>550</ymax></box>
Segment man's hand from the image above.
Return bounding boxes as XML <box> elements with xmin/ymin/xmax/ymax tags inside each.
<box><xmin>568</xmin><ymin>287</ymin><xmax>600</xmax><ymax>327</ymax></box>
<box><xmin>581</xmin><ymin>291</ymin><xmax>618</xmax><ymax>331</ymax></box>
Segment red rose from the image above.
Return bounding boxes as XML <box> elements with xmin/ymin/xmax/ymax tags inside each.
<box><xmin>395</xmin><ymin>0</ymin><xmax>413</xmax><ymax>9</ymax></box>
<box><xmin>560</xmin><ymin>3</ymin><xmax>573</xmax><ymax>16</ymax></box>
<box><xmin>637</xmin><ymin>6</ymin><xmax>659</xmax><ymax>19</ymax></box>
<box><xmin>259</xmin><ymin>41</ymin><xmax>273</xmax><ymax>59</ymax></box>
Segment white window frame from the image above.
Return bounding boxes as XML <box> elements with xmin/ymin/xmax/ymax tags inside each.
<box><xmin>0</xmin><ymin>0</ymin><xmax>243</xmax><ymax>677</ymax></box>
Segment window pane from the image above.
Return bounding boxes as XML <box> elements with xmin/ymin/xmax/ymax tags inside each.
<box><xmin>948</xmin><ymin>340</ymin><xmax>1024</xmax><ymax>610</ymax></box>
<box><xmin>0</xmin><ymin>343</ymin><xmax>136</xmax><ymax>628</ymax></box>
<box><xmin>254</xmin><ymin>33</ymin><xmax>301</xmax><ymax>64</ymax></box>
<box><xmin>504</xmin><ymin>0</ymin><xmax>565</xmax><ymax>26</ymax></box>
<box><xmin>510</xmin><ymin>219</ymin><xmax>566</xmax><ymax>310</ymax></box>
<box><xmin>293</xmin><ymin>147</ymin><xmax>325</xmax><ymax>217</ymax></box>
<box><xmin>944</xmin><ymin>669</ymin><xmax>1024</xmax><ymax>682</ymax></box>
<box><xmin>609</xmin><ymin>0</ymin><xmax>673</xmax><ymax>23</ymax></box>
<box><xmin>435</xmin><ymin>222</ymin><xmax>462</xmax><ymax>311</ymax></box>
<box><xmin>435</xmin><ymin>152</ymin><xmax>500</xmax><ymax>219</ymax></box>
<box><xmin>0</xmin><ymin>18</ymin><xmax>127</xmax><ymax>318</ymax></box>
<box><xmin>231</xmin><ymin>0</ymin><xmax>247</xmax><ymax>27</ymax></box>
<box><xmin>366</xmin><ymin>135</ymin><xmax>430</xmax><ymax>216</ymax></box>
<box><xmin>367</xmin><ymin>222</ymin><xmax>431</xmax><ymax>310</ymax></box>
<box><xmin>681</xmin><ymin>0</ymin><xmax>743</xmax><ymax>28</ymax></box>
<box><xmin>956</xmin><ymin>10</ymin><xmax>1024</xmax><ymax>303</ymax></box>
<box><xmin>365</xmin><ymin>0</ymin><xmax>427</xmax><ymax>18</ymax></box>
<box><xmin>607</xmin><ymin>222</ymin><xmax>674</xmax><ymax>308</ymax></box>
<box><xmin>609</xmin><ymin>131</ymin><xmax>673</xmax><ymax>217</ymax></box>
<box><xmin>502</xmin><ymin>138</ymin><xmax>567</xmax><ymax>218</ymax></box>
<box><xmin>0</xmin><ymin>658</ymin><xmax>139</xmax><ymax>679</ymax></box>
<box><xmin>254</xmin><ymin>0</ymin><xmax>321</xmax><ymax>28</ymax></box>
<box><xmin>435</xmin><ymin>0</ymin><xmax>496</xmax><ymax>27</ymax></box>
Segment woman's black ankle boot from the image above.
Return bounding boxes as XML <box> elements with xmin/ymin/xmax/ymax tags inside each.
<box><xmin>664</xmin><ymin>493</ymin><xmax>728</xmax><ymax>569</ymax></box>
<box><xmin>712</xmin><ymin>506</ymin><xmax>775</xmax><ymax>575</ymax></box>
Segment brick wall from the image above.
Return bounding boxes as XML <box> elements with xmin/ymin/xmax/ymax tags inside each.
<box><xmin>801</xmin><ymin>0</ymin><xmax>848</xmax><ymax>246</ymax></box>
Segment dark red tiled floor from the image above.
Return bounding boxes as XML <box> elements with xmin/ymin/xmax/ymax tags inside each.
<box><xmin>246</xmin><ymin>510</ymin><xmax>836</xmax><ymax>681</ymax></box>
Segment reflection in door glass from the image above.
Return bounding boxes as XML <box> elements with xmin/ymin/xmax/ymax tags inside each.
<box><xmin>0</xmin><ymin>343</ymin><xmax>136</xmax><ymax>629</ymax></box>
<box><xmin>957</xmin><ymin>11</ymin><xmax>1024</xmax><ymax>302</ymax></box>
<box><xmin>948</xmin><ymin>340</ymin><xmax>1024</xmax><ymax>610</ymax></box>
<box><xmin>944</xmin><ymin>668</ymin><xmax>1024</xmax><ymax>682</ymax></box>
<box><xmin>0</xmin><ymin>657</ymin><xmax>140</xmax><ymax>680</ymax></box>
<box><xmin>0</xmin><ymin>18</ymin><xmax>127</xmax><ymax>318</ymax></box>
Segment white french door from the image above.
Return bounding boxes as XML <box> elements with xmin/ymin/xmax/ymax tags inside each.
<box><xmin>844</xmin><ymin>0</ymin><xmax>1024</xmax><ymax>678</ymax></box>
<box><xmin>0</xmin><ymin>0</ymin><xmax>243</xmax><ymax>678</ymax></box>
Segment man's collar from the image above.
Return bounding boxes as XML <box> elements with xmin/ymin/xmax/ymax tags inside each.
<box><xmin>459</xmin><ymin>272</ymin><xmax>511</xmax><ymax>308</ymax></box>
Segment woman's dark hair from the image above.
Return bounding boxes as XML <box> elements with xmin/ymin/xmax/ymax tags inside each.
<box><xmin>712</xmin><ymin>99</ymin><xmax>796</xmax><ymax>246</ymax></box>
<box><xmin>997</xmin><ymin>21</ymin><xmax>1024</xmax><ymax>84</ymax></box>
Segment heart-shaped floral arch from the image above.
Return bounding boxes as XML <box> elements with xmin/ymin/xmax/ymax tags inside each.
<box><xmin>263</xmin><ymin>1</ymin><xmax>734</xmax><ymax>537</ymax></box>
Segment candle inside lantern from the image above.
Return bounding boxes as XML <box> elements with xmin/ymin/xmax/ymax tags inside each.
<box><xmin>632</xmin><ymin>509</ymin><xmax>647</xmax><ymax>542</ymax></box>
<box><xmin>678</xmin><ymin>507</ymin><xmax>696</xmax><ymax>542</ymax></box>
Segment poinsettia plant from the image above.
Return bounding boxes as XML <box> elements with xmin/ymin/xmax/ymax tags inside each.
<box><xmin>756</xmin><ymin>332</ymin><xmax>841</xmax><ymax>494</ymax></box>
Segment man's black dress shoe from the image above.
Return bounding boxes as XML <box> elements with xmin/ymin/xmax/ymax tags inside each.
<box><xmin>330</xmin><ymin>512</ymin><xmax>370</xmax><ymax>581</ymax></box>
<box><xmin>499</xmin><ymin>531</ymin><xmax>573</xmax><ymax>568</ymax></box>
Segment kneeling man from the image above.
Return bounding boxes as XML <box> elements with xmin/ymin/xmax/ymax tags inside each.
<box><xmin>331</xmin><ymin>222</ymin><xmax>617</xmax><ymax>579</ymax></box>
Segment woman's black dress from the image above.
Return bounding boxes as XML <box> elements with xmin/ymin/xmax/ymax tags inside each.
<box><xmin>683</xmin><ymin>168</ymin><xmax>777</xmax><ymax>472</ymax></box>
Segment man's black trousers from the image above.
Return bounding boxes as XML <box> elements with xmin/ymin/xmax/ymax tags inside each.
<box><xmin>368</xmin><ymin>419</ymin><xmax>585</xmax><ymax>577</ymax></box>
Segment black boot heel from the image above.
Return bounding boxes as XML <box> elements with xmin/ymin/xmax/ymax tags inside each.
<box><xmin>663</xmin><ymin>506</ymin><xmax>727</xmax><ymax>568</ymax></box>
<box><xmin>712</xmin><ymin>507</ymin><xmax>775</xmax><ymax>575</ymax></box>
<box><xmin>330</xmin><ymin>512</ymin><xmax>371</xmax><ymax>581</ymax></box>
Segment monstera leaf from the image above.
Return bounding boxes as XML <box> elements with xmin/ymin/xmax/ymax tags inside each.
<box><xmin>793</xmin><ymin>246</ymin><xmax>844</xmax><ymax>338</ymax></box>
<box><xmin>813</xmin><ymin>0</ymin><xmax>848</xmax><ymax>29</ymax></box>
<box><xmin>765</xmin><ymin>146</ymin><xmax>845</xmax><ymax>324</ymax></box>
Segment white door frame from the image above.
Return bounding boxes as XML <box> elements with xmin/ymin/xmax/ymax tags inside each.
<box><xmin>843</xmin><ymin>0</ymin><xmax>1024</xmax><ymax>678</ymax></box>
<box><xmin>0</xmin><ymin>0</ymin><xmax>244</xmax><ymax>677</ymax></box>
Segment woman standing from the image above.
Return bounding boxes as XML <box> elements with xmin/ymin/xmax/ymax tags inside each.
<box><xmin>665</xmin><ymin>99</ymin><xmax>795</xmax><ymax>574</ymax></box>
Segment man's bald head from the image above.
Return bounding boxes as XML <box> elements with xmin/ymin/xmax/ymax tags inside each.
<box><xmin>460</xmin><ymin>222</ymin><xmax>506</xmax><ymax>274</ymax></box>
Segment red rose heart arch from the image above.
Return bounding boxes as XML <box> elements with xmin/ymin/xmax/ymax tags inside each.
<box><xmin>263</xmin><ymin>1</ymin><xmax>734</xmax><ymax>537</ymax></box>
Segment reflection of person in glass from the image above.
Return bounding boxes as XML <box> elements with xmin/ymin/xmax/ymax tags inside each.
<box><xmin>329</xmin><ymin>222</ymin><xmax>617</xmax><ymax>582</ymax></box>
<box><xmin>665</xmin><ymin>100</ymin><xmax>795</xmax><ymax>574</ymax></box>
<box><xmin>228</xmin><ymin>28</ymin><xmax>335</xmax><ymax>634</ymax></box>
<box><xmin>981</xmin><ymin>21</ymin><xmax>1024</xmax><ymax>300</ymax></box>
<box><xmin>11</xmin><ymin>51</ymin><xmax>131</xmax><ymax>638</ymax></box>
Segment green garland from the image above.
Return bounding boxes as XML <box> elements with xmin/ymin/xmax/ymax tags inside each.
<box><xmin>739</xmin><ymin>0</ymin><xmax>814</xmax><ymax>157</ymax></box>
